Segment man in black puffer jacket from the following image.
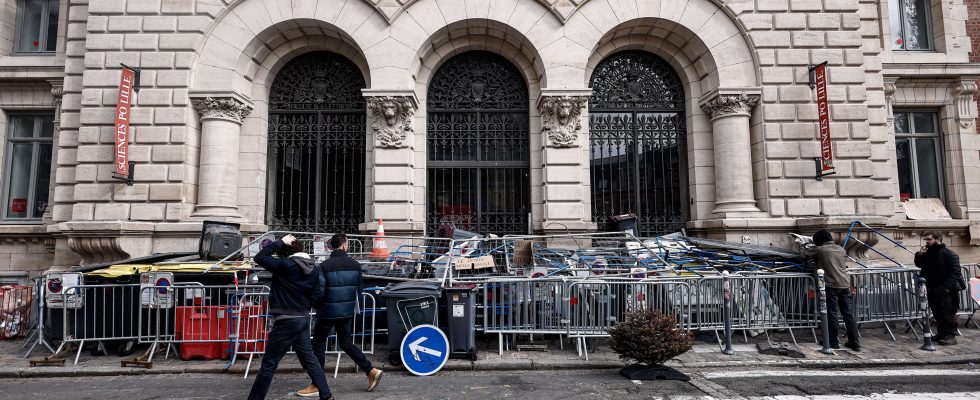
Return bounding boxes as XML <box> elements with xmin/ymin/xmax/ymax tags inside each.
<box><xmin>248</xmin><ymin>235</ymin><xmax>333</xmax><ymax>400</ymax></box>
<box><xmin>914</xmin><ymin>231</ymin><xmax>967</xmax><ymax>346</ymax></box>
<box><xmin>296</xmin><ymin>233</ymin><xmax>383</xmax><ymax>398</ymax></box>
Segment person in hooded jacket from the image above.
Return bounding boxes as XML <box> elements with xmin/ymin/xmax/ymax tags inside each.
<box><xmin>800</xmin><ymin>229</ymin><xmax>860</xmax><ymax>351</ymax></box>
<box><xmin>297</xmin><ymin>233</ymin><xmax>383</xmax><ymax>397</ymax></box>
<box><xmin>914</xmin><ymin>231</ymin><xmax>967</xmax><ymax>345</ymax></box>
<box><xmin>247</xmin><ymin>234</ymin><xmax>334</xmax><ymax>400</ymax></box>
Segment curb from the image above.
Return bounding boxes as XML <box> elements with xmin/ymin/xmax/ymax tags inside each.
<box><xmin>2</xmin><ymin>354</ymin><xmax>978</xmax><ymax>379</ymax></box>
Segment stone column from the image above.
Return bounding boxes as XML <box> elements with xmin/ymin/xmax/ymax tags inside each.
<box><xmin>538</xmin><ymin>89</ymin><xmax>595</xmax><ymax>233</ymax></box>
<box><xmin>700</xmin><ymin>93</ymin><xmax>764</xmax><ymax>217</ymax></box>
<box><xmin>360</xmin><ymin>90</ymin><xmax>420</xmax><ymax>233</ymax></box>
<box><xmin>190</xmin><ymin>96</ymin><xmax>253</xmax><ymax>218</ymax></box>
<box><xmin>42</xmin><ymin>80</ymin><xmax>64</xmax><ymax>224</ymax></box>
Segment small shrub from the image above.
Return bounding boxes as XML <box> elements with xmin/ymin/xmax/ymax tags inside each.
<box><xmin>608</xmin><ymin>309</ymin><xmax>694</xmax><ymax>366</ymax></box>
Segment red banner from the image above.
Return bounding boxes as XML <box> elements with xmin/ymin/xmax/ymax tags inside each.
<box><xmin>114</xmin><ymin>67</ymin><xmax>136</xmax><ymax>177</ymax></box>
<box><xmin>814</xmin><ymin>63</ymin><xmax>834</xmax><ymax>172</ymax></box>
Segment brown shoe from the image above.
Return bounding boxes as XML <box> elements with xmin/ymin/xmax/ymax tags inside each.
<box><xmin>296</xmin><ymin>383</ymin><xmax>319</xmax><ymax>397</ymax></box>
<box><xmin>367</xmin><ymin>368</ymin><xmax>384</xmax><ymax>392</ymax></box>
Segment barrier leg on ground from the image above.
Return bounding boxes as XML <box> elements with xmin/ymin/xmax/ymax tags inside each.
<box><xmin>816</xmin><ymin>270</ymin><xmax>834</xmax><ymax>355</ymax></box>
<box><xmin>721</xmin><ymin>271</ymin><xmax>735</xmax><ymax>355</ymax></box>
<box><xmin>916</xmin><ymin>277</ymin><xmax>936</xmax><ymax>351</ymax></box>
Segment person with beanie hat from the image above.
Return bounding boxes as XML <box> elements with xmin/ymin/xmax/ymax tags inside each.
<box><xmin>800</xmin><ymin>229</ymin><xmax>860</xmax><ymax>351</ymax></box>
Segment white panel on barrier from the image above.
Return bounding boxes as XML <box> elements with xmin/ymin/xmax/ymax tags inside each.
<box><xmin>140</xmin><ymin>272</ymin><xmax>174</xmax><ymax>308</ymax></box>
<box><xmin>45</xmin><ymin>273</ymin><xmax>82</xmax><ymax>309</ymax></box>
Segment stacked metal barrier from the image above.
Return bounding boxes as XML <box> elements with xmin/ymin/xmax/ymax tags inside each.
<box><xmin>849</xmin><ymin>267</ymin><xmax>922</xmax><ymax>340</ymax></box>
<box><xmin>959</xmin><ymin>264</ymin><xmax>980</xmax><ymax>329</ymax></box>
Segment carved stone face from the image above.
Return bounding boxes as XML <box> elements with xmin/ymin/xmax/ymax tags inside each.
<box><xmin>381</xmin><ymin>101</ymin><xmax>398</xmax><ymax>125</ymax></box>
<box><xmin>557</xmin><ymin>100</ymin><xmax>573</xmax><ymax>123</ymax></box>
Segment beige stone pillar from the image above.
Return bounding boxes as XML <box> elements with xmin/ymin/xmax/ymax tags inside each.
<box><xmin>700</xmin><ymin>93</ymin><xmax>764</xmax><ymax>217</ymax></box>
<box><xmin>947</xmin><ymin>79</ymin><xmax>980</xmax><ymax>219</ymax></box>
<box><xmin>360</xmin><ymin>90</ymin><xmax>421</xmax><ymax>233</ymax></box>
<box><xmin>538</xmin><ymin>89</ymin><xmax>595</xmax><ymax>233</ymax></box>
<box><xmin>42</xmin><ymin>80</ymin><xmax>63</xmax><ymax>224</ymax></box>
<box><xmin>190</xmin><ymin>96</ymin><xmax>253</xmax><ymax>218</ymax></box>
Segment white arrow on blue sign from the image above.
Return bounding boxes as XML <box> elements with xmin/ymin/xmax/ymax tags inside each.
<box><xmin>400</xmin><ymin>324</ymin><xmax>449</xmax><ymax>376</ymax></box>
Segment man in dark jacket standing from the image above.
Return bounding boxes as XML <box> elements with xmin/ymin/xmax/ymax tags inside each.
<box><xmin>248</xmin><ymin>234</ymin><xmax>333</xmax><ymax>400</ymax></box>
<box><xmin>915</xmin><ymin>232</ymin><xmax>966</xmax><ymax>345</ymax></box>
<box><xmin>800</xmin><ymin>229</ymin><xmax>860</xmax><ymax>351</ymax></box>
<box><xmin>297</xmin><ymin>233</ymin><xmax>383</xmax><ymax>397</ymax></box>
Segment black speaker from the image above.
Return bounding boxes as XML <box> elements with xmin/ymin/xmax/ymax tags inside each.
<box><xmin>198</xmin><ymin>221</ymin><xmax>243</xmax><ymax>261</ymax></box>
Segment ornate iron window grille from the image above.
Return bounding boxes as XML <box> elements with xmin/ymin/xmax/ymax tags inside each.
<box><xmin>267</xmin><ymin>52</ymin><xmax>366</xmax><ymax>233</ymax></box>
<box><xmin>589</xmin><ymin>51</ymin><xmax>688</xmax><ymax>236</ymax></box>
<box><xmin>426</xmin><ymin>51</ymin><xmax>531</xmax><ymax>236</ymax></box>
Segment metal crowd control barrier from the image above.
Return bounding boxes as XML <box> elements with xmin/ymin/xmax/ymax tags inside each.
<box><xmin>0</xmin><ymin>284</ymin><xmax>34</xmax><ymax>339</ymax></box>
<box><xmin>208</xmin><ymin>231</ymin><xmax>455</xmax><ymax>285</ymax></box>
<box><xmin>482</xmin><ymin>278</ymin><xmax>573</xmax><ymax>354</ymax></box>
<box><xmin>449</xmin><ymin>232</ymin><xmax>678</xmax><ymax>285</ymax></box>
<box><xmin>959</xmin><ymin>264</ymin><xmax>980</xmax><ymax>329</ymax></box>
<box><xmin>849</xmin><ymin>267</ymin><xmax>922</xmax><ymax>340</ymax></box>
<box><xmin>565</xmin><ymin>279</ymin><xmax>695</xmax><ymax>360</ymax></box>
<box><xmin>235</xmin><ymin>291</ymin><xmax>379</xmax><ymax>379</ymax></box>
<box><xmin>696</xmin><ymin>273</ymin><xmax>817</xmax><ymax>348</ymax></box>
<box><xmin>138</xmin><ymin>284</ymin><xmax>270</xmax><ymax>363</ymax></box>
<box><xmin>53</xmin><ymin>284</ymin><xmax>141</xmax><ymax>365</ymax></box>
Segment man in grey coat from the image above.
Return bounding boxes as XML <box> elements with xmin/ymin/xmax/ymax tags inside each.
<box><xmin>801</xmin><ymin>229</ymin><xmax>860</xmax><ymax>351</ymax></box>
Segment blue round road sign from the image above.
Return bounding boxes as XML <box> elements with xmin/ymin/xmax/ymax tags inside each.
<box><xmin>400</xmin><ymin>324</ymin><xmax>449</xmax><ymax>376</ymax></box>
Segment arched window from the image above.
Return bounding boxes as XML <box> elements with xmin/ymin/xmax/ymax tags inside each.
<box><xmin>589</xmin><ymin>51</ymin><xmax>688</xmax><ymax>236</ymax></box>
<box><xmin>267</xmin><ymin>52</ymin><xmax>366</xmax><ymax>232</ymax></box>
<box><xmin>426</xmin><ymin>51</ymin><xmax>530</xmax><ymax>235</ymax></box>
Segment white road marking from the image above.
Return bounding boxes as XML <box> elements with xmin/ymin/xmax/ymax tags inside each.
<box><xmin>747</xmin><ymin>392</ymin><xmax>980</xmax><ymax>400</ymax></box>
<box><xmin>703</xmin><ymin>368</ymin><xmax>980</xmax><ymax>379</ymax></box>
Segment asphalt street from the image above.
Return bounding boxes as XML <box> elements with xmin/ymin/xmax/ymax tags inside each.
<box><xmin>1</xmin><ymin>367</ymin><xmax>978</xmax><ymax>400</ymax></box>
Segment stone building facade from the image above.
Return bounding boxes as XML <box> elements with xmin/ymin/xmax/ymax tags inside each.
<box><xmin>0</xmin><ymin>0</ymin><xmax>978</xmax><ymax>280</ymax></box>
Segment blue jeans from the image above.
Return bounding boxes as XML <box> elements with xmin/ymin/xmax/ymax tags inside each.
<box><xmin>248</xmin><ymin>316</ymin><xmax>331</xmax><ymax>400</ymax></box>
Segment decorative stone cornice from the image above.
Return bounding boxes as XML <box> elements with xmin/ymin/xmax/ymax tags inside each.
<box><xmin>538</xmin><ymin>95</ymin><xmax>588</xmax><ymax>148</ymax></box>
<box><xmin>699</xmin><ymin>92</ymin><xmax>759</xmax><ymax>119</ymax></box>
<box><xmin>365</xmin><ymin>95</ymin><xmax>417</xmax><ymax>149</ymax></box>
<box><xmin>953</xmin><ymin>79</ymin><xmax>978</xmax><ymax>129</ymax></box>
<box><xmin>191</xmin><ymin>97</ymin><xmax>253</xmax><ymax>123</ymax></box>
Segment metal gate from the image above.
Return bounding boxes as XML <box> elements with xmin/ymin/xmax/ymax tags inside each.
<box><xmin>426</xmin><ymin>51</ymin><xmax>530</xmax><ymax>236</ymax></box>
<box><xmin>589</xmin><ymin>51</ymin><xmax>687</xmax><ymax>236</ymax></box>
<box><xmin>266</xmin><ymin>52</ymin><xmax>366</xmax><ymax>232</ymax></box>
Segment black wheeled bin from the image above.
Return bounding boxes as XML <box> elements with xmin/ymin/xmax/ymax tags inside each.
<box><xmin>381</xmin><ymin>281</ymin><xmax>442</xmax><ymax>365</ymax></box>
<box><xmin>444</xmin><ymin>286</ymin><xmax>477</xmax><ymax>360</ymax></box>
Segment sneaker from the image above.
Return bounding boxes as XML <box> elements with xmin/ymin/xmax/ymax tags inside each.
<box><xmin>367</xmin><ymin>368</ymin><xmax>384</xmax><ymax>392</ymax></box>
<box><xmin>938</xmin><ymin>337</ymin><xmax>957</xmax><ymax>346</ymax></box>
<box><xmin>843</xmin><ymin>342</ymin><xmax>861</xmax><ymax>352</ymax></box>
<box><xmin>296</xmin><ymin>384</ymin><xmax>318</xmax><ymax>397</ymax></box>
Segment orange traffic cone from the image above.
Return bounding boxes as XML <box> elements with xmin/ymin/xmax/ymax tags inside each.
<box><xmin>369</xmin><ymin>219</ymin><xmax>390</xmax><ymax>259</ymax></box>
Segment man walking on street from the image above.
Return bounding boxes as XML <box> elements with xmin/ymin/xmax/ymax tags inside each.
<box><xmin>298</xmin><ymin>233</ymin><xmax>384</xmax><ymax>397</ymax></box>
<box><xmin>247</xmin><ymin>234</ymin><xmax>333</xmax><ymax>400</ymax></box>
<box><xmin>915</xmin><ymin>231</ymin><xmax>967</xmax><ymax>345</ymax></box>
<box><xmin>801</xmin><ymin>229</ymin><xmax>860</xmax><ymax>351</ymax></box>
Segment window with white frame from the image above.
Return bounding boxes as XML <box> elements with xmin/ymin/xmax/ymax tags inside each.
<box><xmin>894</xmin><ymin>111</ymin><xmax>944</xmax><ymax>201</ymax></box>
<box><xmin>888</xmin><ymin>0</ymin><xmax>933</xmax><ymax>50</ymax></box>
<box><xmin>2</xmin><ymin>114</ymin><xmax>53</xmax><ymax>222</ymax></box>
<box><xmin>14</xmin><ymin>0</ymin><xmax>59</xmax><ymax>53</ymax></box>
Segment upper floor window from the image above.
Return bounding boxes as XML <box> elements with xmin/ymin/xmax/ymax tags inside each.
<box><xmin>2</xmin><ymin>114</ymin><xmax>53</xmax><ymax>222</ymax></box>
<box><xmin>15</xmin><ymin>0</ymin><xmax>59</xmax><ymax>53</ymax></box>
<box><xmin>894</xmin><ymin>111</ymin><xmax>944</xmax><ymax>202</ymax></box>
<box><xmin>889</xmin><ymin>0</ymin><xmax>933</xmax><ymax>50</ymax></box>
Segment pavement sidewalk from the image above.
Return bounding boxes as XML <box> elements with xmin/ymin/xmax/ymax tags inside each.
<box><xmin>2</xmin><ymin>324</ymin><xmax>978</xmax><ymax>379</ymax></box>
